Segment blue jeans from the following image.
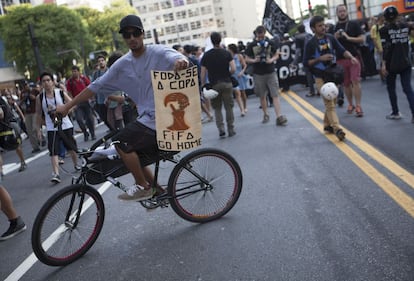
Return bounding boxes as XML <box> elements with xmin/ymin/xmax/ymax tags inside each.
<box><xmin>386</xmin><ymin>66</ymin><xmax>414</xmax><ymax>116</ymax></box>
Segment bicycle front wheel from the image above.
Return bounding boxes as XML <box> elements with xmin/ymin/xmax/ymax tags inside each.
<box><xmin>168</xmin><ymin>148</ymin><xmax>242</xmax><ymax>223</ymax></box>
<box><xmin>31</xmin><ymin>184</ymin><xmax>105</xmax><ymax>266</ymax></box>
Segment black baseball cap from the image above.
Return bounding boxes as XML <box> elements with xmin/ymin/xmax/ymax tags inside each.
<box><xmin>119</xmin><ymin>15</ymin><xmax>144</xmax><ymax>33</ymax></box>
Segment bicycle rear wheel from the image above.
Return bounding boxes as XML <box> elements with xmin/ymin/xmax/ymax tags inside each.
<box><xmin>168</xmin><ymin>148</ymin><xmax>242</xmax><ymax>223</ymax></box>
<box><xmin>31</xmin><ymin>184</ymin><xmax>105</xmax><ymax>266</ymax></box>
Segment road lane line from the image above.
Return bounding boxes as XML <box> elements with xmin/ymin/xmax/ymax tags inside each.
<box><xmin>285</xmin><ymin>90</ymin><xmax>414</xmax><ymax>190</ymax></box>
<box><xmin>4</xmin><ymin>182</ymin><xmax>112</xmax><ymax>281</ymax></box>
<box><xmin>282</xmin><ymin>92</ymin><xmax>414</xmax><ymax>218</ymax></box>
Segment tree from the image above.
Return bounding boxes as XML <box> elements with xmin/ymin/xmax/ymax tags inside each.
<box><xmin>0</xmin><ymin>1</ymin><xmax>137</xmax><ymax>80</ymax></box>
<box><xmin>298</xmin><ymin>4</ymin><xmax>328</xmax><ymax>20</ymax></box>
<box><xmin>0</xmin><ymin>4</ymin><xmax>95</xmax><ymax>80</ymax></box>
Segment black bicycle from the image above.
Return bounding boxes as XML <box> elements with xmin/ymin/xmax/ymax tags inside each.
<box><xmin>31</xmin><ymin>129</ymin><xmax>243</xmax><ymax>266</ymax></box>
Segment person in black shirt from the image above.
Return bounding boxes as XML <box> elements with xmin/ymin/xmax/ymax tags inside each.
<box><xmin>379</xmin><ymin>6</ymin><xmax>414</xmax><ymax>122</ymax></box>
<box><xmin>200</xmin><ymin>32</ymin><xmax>236</xmax><ymax>138</ymax></box>
<box><xmin>334</xmin><ymin>4</ymin><xmax>365</xmax><ymax>117</ymax></box>
<box><xmin>244</xmin><ymin>25</ymin><xmax>287</xmax><ymax>126</ymax></box>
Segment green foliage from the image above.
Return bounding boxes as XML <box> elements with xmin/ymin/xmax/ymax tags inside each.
<box><xmin>0</xmin><ymin>0</ymin><xmax>136</xmax><ymax>80</ymax></box>
<box><xmin>296</xmin><ymin>4</ymin><xmax>328</xmax><ymax>20</ymax></box>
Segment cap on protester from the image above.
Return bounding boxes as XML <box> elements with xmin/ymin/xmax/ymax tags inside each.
<box><xmin>119</xmin><ymin>15</ymin><xmax>144</xmax><ymax>33</ymax></box>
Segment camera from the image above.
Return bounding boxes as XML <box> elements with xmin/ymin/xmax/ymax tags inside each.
<box><xmin>48</xmin><ymin>110</ymin><xmax>62</xmax><ymax>127</ymax></box>
<box><xmin>259</xmin><ymin>51</ymin><xmax>267</xmax><ymax>63</ymax></box>
<box><xmin>338</xmin><ymin>29</ymin><xmax>344</xmax><ymax>36</ymax></box>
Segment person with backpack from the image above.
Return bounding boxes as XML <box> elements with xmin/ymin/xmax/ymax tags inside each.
<box><xmin>292</xmin><ymin>24</ymin><xmax>316</xmax><ymax>97</ymax></box>
<box><xmin>303</xmin><ymin>15</ymin><xmax>358</xmax><ymax>141</ymax></box>
<box><xmin>36</xmin><ymin>72</ymin><xmax>80</xmax><ymax>183</ymax></box>
<box><xmin>66</xmin><ymin>65</ymin><xmax>96</xmax><ymax>141</ymax></box>
<box><xmin>0</xmin><ymin>95</ymin><xmax>27</xmax><ymax>172</ymax></box>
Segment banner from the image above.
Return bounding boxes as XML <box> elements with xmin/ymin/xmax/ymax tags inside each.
<box><xmin>151</xmin><ymin>65</ymin><xmax>202</xmax><ymax>151</ymax></box>
<box><xmin>262</xmin><ymin>0</ymin><xmax>296</xmax><ymax>39</ymax></box>
<box><xmin>275</xmin><ymin>41</ymin><xmax>307</xmax><ymax>87</ymax></box>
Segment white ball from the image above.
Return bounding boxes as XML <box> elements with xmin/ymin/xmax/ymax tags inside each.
<box><xmin>320</xmin><ymin>82</ymin><xmax>339</xmax><ymax>101</ymax></box>
<box><xmin>202</xmin><ymin>88</ymin><xmax>219</xmax><ymax>99</ymax></box>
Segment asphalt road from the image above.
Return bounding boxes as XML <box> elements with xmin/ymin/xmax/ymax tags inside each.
<box><xmin>1</xmin><ymin>74</ymin><xmax>414</xmax><ymax>281</ymax></box>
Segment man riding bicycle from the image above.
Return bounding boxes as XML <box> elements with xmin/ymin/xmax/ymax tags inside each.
<box><xmin>57</xmin><ymin>15</ymin><xmax>189</xmax><ymax>201</ymax></box>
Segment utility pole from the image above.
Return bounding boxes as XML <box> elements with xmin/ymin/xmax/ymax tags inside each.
<box><xmin>28</xmin><ymin>24</ymin><xmax>44</xmax><ymax>76</ymax></box>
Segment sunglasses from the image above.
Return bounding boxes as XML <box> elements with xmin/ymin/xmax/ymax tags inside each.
<box><xmin>122</xmin><ymin>29</ymin><xmax>143</xmax><ymax>39</ymax></box>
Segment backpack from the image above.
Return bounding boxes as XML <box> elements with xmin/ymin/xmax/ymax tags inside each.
<box><xmin>39</xmin><ymin>89</ymin><xmax>65</xmax><ymax>120</ymax></box>
<box><xmin>0</xmin><ymin>97</ymin><xmax>16</xmax><ymax>130</ymax></box>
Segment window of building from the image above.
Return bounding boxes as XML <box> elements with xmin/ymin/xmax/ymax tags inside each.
<box><xmin>161</xmin><ymin>0</ymin><xmax>172</xmax><ymax>9</ymax></box>
<box><xmin>187</xmin><ymin>0</ymin><xmax>198</xmax><ymax>4</ymax></box>
<box><xmin>145</xmin><ymin>30</ymin><xmax>152</xmax><ymax>39</ymax></box>
<box><xmin>202</xmin><ymin>18</ymin><xmax>214</xmax><ymax>28</ymax></box>
<box><xmin>173</xmin><ymin>0</ymin><xmax>184</xmax><ymax>6</ymax></box>
<box><xmin>188</xmin><ymin>8</ymin><xmax>200</xmax><ymax>17</ymax></box>
<box><xmin>190</xmin><ymin>20</ymin><xmax>201</xmax><ymax>30</ymax></box>
<box><xmin>152</xmin><ymin>15</ymin><xmax>163</xmax><ymax>25</ymax></box>
<box><xmin>216</xmin><ymin>19</ymin><xmax>224</xmax><ymax>28</ymax></box>
<box><xmin>137</xmin><ymin>6</ymin><xmax>147</xmax><ymax>14</ymax></box>
<box><xmin>163</xmin><ymin>12</ymin><xmax>174</xmax><ymax>22</ymax></box>
<box><xmin>176</xmin><ymin>10</ymin><xmax>186</xmax><ymax>19</ymax></box>
<box><xmin>148</xmin><ymin>3</ymin><xmax>160</xmax><ymax>12</ymax></box>
<box><xmin>200</xmin><ymin>5</ymin><xmax>212</xmax><ymax>14</ymax></box>
<box><xmin>177</xmin><ymin>23</ymin><xmax>189</xmax><ymax>32</ymax></box>
<box><xmin>19</xmin><ymin>0</ymin><xmax>31</xmax><ymax>3</ymax></box>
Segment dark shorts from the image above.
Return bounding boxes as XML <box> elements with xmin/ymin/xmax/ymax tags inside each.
<box><xmin>112</xmin><ymin>121</ymin><xmax>158</xmax><ymax>156</ymax></box>
<box><xmin>47</xmin><ymin>128</ymin><xmax>77</xmax><ymax>156</ymax></box>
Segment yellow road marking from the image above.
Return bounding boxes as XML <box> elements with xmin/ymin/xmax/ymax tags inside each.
<box><xmin>281</xmin><ymin>91</ymin><xmax>414</xmax><ymax>218</ymax></box>
<box><xmin>286</xmin><ymin>91</ymin><xmax>414</xmax><ymax>190</ymax></box>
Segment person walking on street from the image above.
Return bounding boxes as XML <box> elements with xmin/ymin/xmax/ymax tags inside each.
<box><xmin>334</xmin><ymin>4</ymin><xmax>365</xmax><ymax>117</ymax></box>
<box><xmin>36</xmin><ymin>72</ymin><xmax>80</xmax><ymax>183</ymax></box>
<box><xmin>0</xmin><ymin>185</ymin><xmax>26</xmax><ymax>240</ymax></box>
<box><xmin>200</xmin><ymin>32</ymin><xmax>237</xmax><ymax>138</ymax></box>
<box><xmin>371</xmin><ymin>13</ymin><xmax>385</xmax><ymax>83</ymax></box>
<box><xmin>379</xmin><ymin>6</ymin><xmax>414</xmax><ymax>123</ymax></box>
<box><xmin>57</xmin><ymin>15</ymin><xmax>189</xmax><ymax>201</ymax></box>
<box><xmin>293</xmin><ymin>24</ymin><xmax>316</xmax><ymax>98</ymax></box>
<box><xmin>244</xmin><ymin>25</ymin><xmax>287</xmax><ymax>126</ymax></box>
<box><xmin>0</xmin><ymin>96</ymin><xmax>27</xmax><ymax>172</ymax></box>
<box><xmin>227</xmin><ymin>43</ymin><xmax>248</xmax><ymax>116</ymax></box>
<box><xmin>92</xmin><ymin>54</ymin><xmax>110</xmax><ymax>129</ymax></box>
<box><xmin>303</xmin><ymin>15</ymin><xmax>359</xmax><ymax>141</ymax></box>
<box><xmin>20</xmin><ymin>82</ymin><xmax>43</xmax><ymax>153</ymax></box>
<box><xmin>66</xmin><ymin>65</ymin><xmax>96</xmax><ymax>141</ymax></box>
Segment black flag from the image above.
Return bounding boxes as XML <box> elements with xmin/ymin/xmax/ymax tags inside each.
<box><xmin>262</xmin><ymin>0</ymin><xmax>296</xmax><ymax>39</ymax></box>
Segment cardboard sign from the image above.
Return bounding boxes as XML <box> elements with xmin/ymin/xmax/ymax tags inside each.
<box><xmin>151</xmin><ymin>65</ymin><xmax>202</xmax><ymax>151</ymax></box>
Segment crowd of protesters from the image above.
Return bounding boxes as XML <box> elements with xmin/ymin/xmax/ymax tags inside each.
<box><xmin>1</xmin><ymin>6</ymin><xmax>414</xmax><ymax>240</ymax></box>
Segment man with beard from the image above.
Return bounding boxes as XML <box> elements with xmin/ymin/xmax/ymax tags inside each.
<box><xmin>57</xmin><ymin>15</ymin><xmax>189</xmax><ymax>201</ymax></box>
<box><xmin>334</xmin><ymin>4</ymin><xmax>365</xmax><ymax>117</ymax></box>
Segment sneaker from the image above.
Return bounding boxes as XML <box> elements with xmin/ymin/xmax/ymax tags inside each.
<box><xmin>18</xmin><ymin>162</ymin><xmax>27</xmax><ymax>172</ymax></box>
<box><xmin>276</xmin><ymin>115</ymin><xmax>288</xmax><ymax>126</ymax></box>
<box><xmin>262</xmin><ymin>114</ymin><xmax>270</xmax><ymax>124</ymax></box>
<box><xmin>74</xmin><ymin>165</ymin><xmax>81</xmax><ymax>171</ymax></box>
<box><xmin>324</xmin><ymin>126</ymin><xmax>334</xmax><ymax>134</ymax></box>
<box><xmin>219</xmin><ymin>131</ymin><xmax>226</xmax><ymax>138</ymax></box>
<box><xmin>0</xmin><ymin>217</ymin><xmax>26</xmax><ymax>241</ymax></box>
<box><xmin>31</xmin><ymin>148</ymin><xmax>40</xmax><ymax>153</ymax></box>
<box><xmin>335</xmin><ymin>129</ymin><xmax>346</xmax><ymax>141</ymax></box>
<box><xmin>51</xmin><ymin>174</ymin><xmax>61</xmax><ymax>183</ymax></box>
<box><xmin>58</xmin><ymin>158</ymin><xmax>65</xmax><ymax>165</ymax></box>
<box><xmin>118</xmin><ymin>184</ymin><xmax>154</xmax><ymax>201</ymax></box>
<box><xmin>228</xmin><ymin>130</ymin><xmax>236</xmax><ymax>137</ymax></box>
<box><xmin>386</xmin><ymin>112</ymin><xmax>402</xmax><ymax>120</ymax></box>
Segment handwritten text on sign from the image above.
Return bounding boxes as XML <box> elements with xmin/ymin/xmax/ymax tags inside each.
<box><xmin>151</xmin><ymin>66</ymin><xmax>202</xmax><ymax>151</ymax></box>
